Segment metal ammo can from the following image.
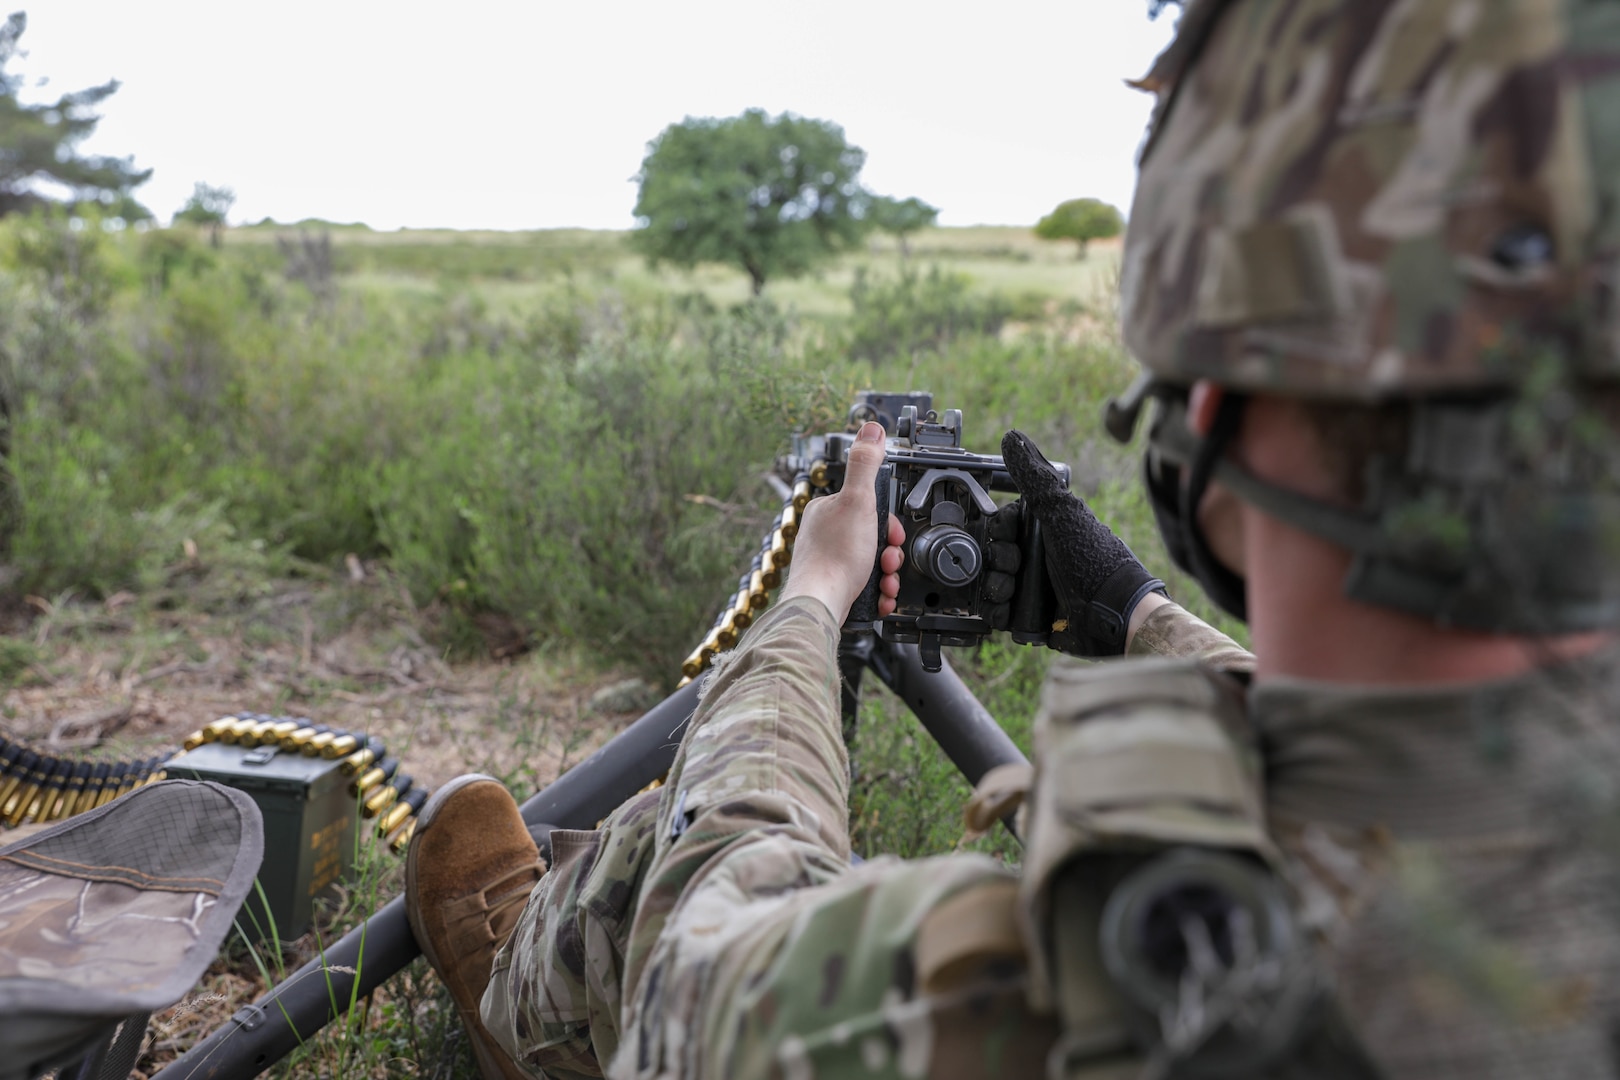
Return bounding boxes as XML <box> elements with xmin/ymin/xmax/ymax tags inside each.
<box><xmin>167</xmin><ymin>739</ymin><xmax>359</xmax><ymax>942</ymax></box>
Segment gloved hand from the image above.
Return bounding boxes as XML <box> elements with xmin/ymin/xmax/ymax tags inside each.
<box><xmin>1002</xmin><ymin>429</ymin><xmax>1167</xmax><ymax>656</ymax></box>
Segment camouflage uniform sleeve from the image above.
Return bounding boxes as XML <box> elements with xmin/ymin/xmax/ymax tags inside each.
<box><xmin>606</xmin><ymin>598</ymin><xmax>1063</xmax><ymax>1078</ymax></box>
<box><xmin>1126</xmin><ymin>599</ymin><xmax>1255</xmax><ymax>674</ymax></box>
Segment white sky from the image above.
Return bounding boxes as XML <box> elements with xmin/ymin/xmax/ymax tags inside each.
<box><xmin>16</xmin><ymin>2</ymin><xmax>1176</xmax><ymax>231</ymax></box>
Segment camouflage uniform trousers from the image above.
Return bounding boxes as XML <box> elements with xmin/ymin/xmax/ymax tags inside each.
<box><xmin>481</xmin><ymin>597</ymin><xmax>1250</xmax><ymax>1079</ymax></box>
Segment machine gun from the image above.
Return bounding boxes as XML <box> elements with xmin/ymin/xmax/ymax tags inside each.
<box><xmin>776</xmin><ymin>391</ymin><xmax>1067</xmax><ymax>671</ymax></box>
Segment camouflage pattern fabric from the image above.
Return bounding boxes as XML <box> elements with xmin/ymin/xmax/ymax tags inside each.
<box><xmin>1121</xmin><ymin>0</ymin><xmax>1620</xmax><ymax>398</ymax></box>
<box><xmin>0</xmin><ymin>779</ymin><xmax>263</xmax><ymax>1080</ymax></box>
<box><xmin>485</xmin><ymin>598</ymin><xmax>1250</xmax><ymax>1079</ymax></box>
<box><xmin>1258</xmin><ymin>649</ymin><xmax>1620</xmax><ymax>1077</ymax></box>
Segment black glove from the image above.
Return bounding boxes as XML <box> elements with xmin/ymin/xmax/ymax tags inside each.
<box><xmin>1002</xmin><ymin>429</ymin><xmax>1167</xmax><ymax>656</ymax></box>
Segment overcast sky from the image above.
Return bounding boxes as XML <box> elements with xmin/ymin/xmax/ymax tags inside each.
<box><xmin>17</xmin><ymin>2</ymin><xmax>1176</xmax><ymax>231</ymax></box>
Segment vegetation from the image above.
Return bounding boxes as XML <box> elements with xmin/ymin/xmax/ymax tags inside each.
<box><xmin>0</xmin><ymin>12</ymin><xmax>150</xmax><ymax>218</ymax></box>
<box><xmin>633</xmin><ymin>109</ymin><xmax>922</xmax><ymax>295</ymax></box>
<box><xmin>174</xmin><ymin>181</ymin><xmax>236</xmax><ymax>247</ymax></box>
<box><xmin>868</xmin><ymin>195</ymin><xmax>939</xmax><ymax>257</ymax></box>
<box><xmin>0</xmin><ymin>214</ymin><xmax>1243</xmax><ymax>1075</ymax></box>
<box><xmin>1035</xmin><ymin>196</ymin><xmax>1125</xmax><ymax>258</ymax></box>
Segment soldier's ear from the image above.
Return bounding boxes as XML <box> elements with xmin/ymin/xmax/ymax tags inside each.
<box><xmin>1187</xmin><ymin>380</ymin><xmax>1224</xmax><ymax>437</ymax></box>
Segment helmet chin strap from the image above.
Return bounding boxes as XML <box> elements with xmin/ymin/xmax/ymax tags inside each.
<box><xmin>1180</xmin><ymin>394</ymin><xmax>1250</xmax><ymax>623</ymax></box>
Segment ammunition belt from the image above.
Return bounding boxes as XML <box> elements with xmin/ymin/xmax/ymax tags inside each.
<box><xmin>678</xmin><ymin>474</ymin><xmax>815</xmax><ymax>683</ymax></box>
<box><xmin>0</xmin><ymin>713</ymin><xmax>431</xmax><ymax>854</ymax></box>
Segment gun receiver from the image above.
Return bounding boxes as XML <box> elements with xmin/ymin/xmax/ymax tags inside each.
<box><xmin>778</xmin><ymin>391</ymin><xmax>1067</xmax><ymax>672</ymax></box>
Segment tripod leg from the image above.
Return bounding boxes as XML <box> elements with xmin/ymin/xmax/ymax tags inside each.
<box><xmin>837</xmin><ymin>631</ymin><xmax>874</xmax><ymax>760</ymax></box>
<box><xmin>864</xmin><ymin>636</ymin><xmax>1028</xmax><ymax>839</ymax></box>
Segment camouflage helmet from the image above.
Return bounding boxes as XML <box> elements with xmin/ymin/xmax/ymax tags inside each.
<box><xmin>1121</xmin><ymin>0</ymin><xmax>1620</xmax><ymax>399</ymax></box>
<box><xmin>1111</xmin><ymin>0</ymin><xmax>1620</xmax><ymax>634</ymax></box>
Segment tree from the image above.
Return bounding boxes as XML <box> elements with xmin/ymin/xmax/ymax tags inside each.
<box><xmin>0</xmin><ymin>12</ymin><xmax>149</xmax><ymax>217</ymax></box>
<box><xmin>1034</xmin><ymin>198</ymin><xmax>1124</xmax><ymax>259</ymax></box>
<box><xmin>632</xmin><ymin>109</ymin><xmax>876</xmax><ymax>295</ymax></box>
<box><xmin>173</xmin><ymin>182</ymin><xmax>235</xmax><ymax>248</ymax></box>
<box><xmin>868</xmin><ymin>195</ymin><xmax>938</xmax><ymax>259</ymax></box>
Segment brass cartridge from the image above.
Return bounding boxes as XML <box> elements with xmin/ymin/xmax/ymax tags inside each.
<box><xmin>304</xmin><ymin>731</ymin><xmax>338</xmax><ymax>757</ymax></box>
<box><xmin>351</xmin><ymin>756</ymin><xmax>398</xmax><ymax>798</ymax></box>
<box><xmin>748</xmin><ymin>570</ymin><xmax>770</xmax><ymax>611</ymax></box>
<box><xmin>792</xmin><ymin>477</ymin><xmax>812</xmax><ymax>513</ymax></box>
<box><xmin>50</xmin><ymin>762</ymin><xmax>92</xmax><ymax>821</ymax></box>
<box><xmin>323</xmin><ymin>734</ymin><xmax>359</xmax><ymax>760</ymax></box>
<box><xmin>269</xmin><ymin>719</ymin><xmax>300</xmax><ymax>740</ymax></box>
<box><xmin>240</xmin><ymin>720</ymin><xmax>280</xmax><ymax>748</ymax></box>
<box><xmin>809</xmin><ymin>458</ymin><xmax>829</xmax><ymax>488</ymax></box>
<box><xmin>202</xmin><ymin>716</ymin><xmax>238</xmax><ymax>743</ymax></box>
<box><xmin>4</xmin><ymin>754</ymin><xmax>52</xmax><ymax>826</ymax></box>
<box><xmin>680</xmin><ymin>648</ymin><xmax>707</xmax><ymax>680</ymax></box>
<box><xmin>388</xmin><ymin>818</ymin><xmax>417</xmax><ymax>854</ymax></box>
<box><xmin>779</xmin><ymin>503</ymin><xmax>798</xmax><ymax>542</ymax></box>
<box><xmin>363</xmin><ymin>781</ymin><xmax>401</xmax><ymax>819</ymax></box>
<box><xmin>730</xmin><ymin>588</ymin><xmax>754</xmax><ymax>631</ymax></box>
<box><xmin>770</xmin><ymin>530</ymin><xmax>792</xmax><ymax>569</ymax></box>
<box><xmin>220</xmin><ymin>718</ymin><xmax>257</xmax><ymax>744</ymax></box>
<box><xmin>92</xmin><ymin>761</ymin><xmax>132</xmax><ymax>808</ymax></box>
<box><xmin>0</xmin><ymin>749</ymin><xmax>38</xmax><ymax>811</ymax></box>
<box><xmin>24</xmin><ymin>760</ymin><xmax>71</xmax><ymax>824</ymax></box>
<box><xmin>182</xmin><ymin>729</ymin><xmax>209</xmax><ymax>751</ymax></box>
<box><xmin>280</xmin><ymin>725</ymin><xmax>319</xmax><ymax>751</ymax></box>
<box><xmin>715</xmin><ymin>614</ymin><xmax>740</xmax><ymax>650</ymax></box>
<box><xmin>70</xmin><ymin>762</ymin><xmax>111</xmax><ymax>817</ymax></box>
<box><xmin>376</xmin><ymin>799</ymin><xmax>413</xmax><ymax>837</ymax></box>
<box><xmin>340</xmin><ymin>747</ymin><xmax>376</xmax><ymax>776</ymax></box>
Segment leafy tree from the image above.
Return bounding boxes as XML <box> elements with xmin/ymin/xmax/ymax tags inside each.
<box><xmin>174</xmin><ymin>182</ymin><xmax>235</xmax><ymax>247</ymax></box>
<box><xmin>869</xmin><ymin>195</ymin><xmax>939</xmax><ymax>259</ymax></box>
<box><xmin>632</xmin><ymin>109</ymin><xmax>875</xmax><ymax>295</ymax></box>
<box><xmin>1034</xmin><ymin>198</ymin><xmax>1124</xmax><ymax>259</ymax></box>
<box><xmin>0</xmin><ymin>12</ymin><xmax>149</xmax><ymax>217</ymax></box>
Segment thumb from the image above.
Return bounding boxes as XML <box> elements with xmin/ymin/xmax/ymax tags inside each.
<box><xmin>1001</xmin><ymin>429</ymin><xmax>1069</xmax><ymax>506</ymax></box>
<box><xmin>842</xmin><ymin>422</ymin><xmax>887</xmax><ymax>494</ymax></box>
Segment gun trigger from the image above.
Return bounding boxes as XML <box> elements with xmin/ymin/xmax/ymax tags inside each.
<box><xmin>920</xmin><ymin>634</ymin><xmax>944</xmax><ymax>674</ymax></box>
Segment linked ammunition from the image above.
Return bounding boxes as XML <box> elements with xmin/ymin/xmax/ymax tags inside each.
<box><xmin>388</xmin><ymin>817</ymin><xmax>416</xmax><ymax>854</ymax></box>
<box><xmin>280</xmin><ymin>725</ymin><xmax>321</xmax><ymax>751</ymax></box>
<box><xmin>770</xmin><ymin>529</ymin><xmax>792</xmax><ymax>569</ymax></box>
<box><xmin>3</xmin><ymin>753</ymin><xmax>51</xmax><ymax>826</ymax></box>
<box><xmin>680</xmin><ymin>648</ymin><xmax>707</xmax><ymax>680</ymax></box>
<box><xmin>240</xmin><ymin>720</ymin><xmax>280</xmax><ymax>748</ymax></box>
<box><xmin>351</xmin><ymin>756</ymin><xmax>398</xmax><ymax>798</ymax></box>
<box><xmin>304</xmin><ymin>731</ymin><xmax>338</xmax><ymax>757</ymax></box>
<box><xmin>748</xmin><ymin>569</ymin><xmax>769</xmax><ymax>611</ymax></box>
<box><xmin>792</xmin><ymin>477</ymin><xmax>812</xmax><ymax>513</ymax></box>
<box><xmin>363</xmin><ymin>772</ymin><xmax>411</xmax><ymax>818</ymax></box>
<box><xmin>71</xmin><ymin>762</ymin><xmax>112</xmax><ymax>817</ymax></box>
<box><xmin>809</xmin><ymin>458</ymin><xmax>830</xmax><ymax>488</ymax></box>
<box><xmin>93</xmin><ymin>761</ymin><xmax>131</xmax><ymax>808</ymax></box>
<box><xmin>756</xmin><ymin>546</ymin><xmax>782</xmax><ymax>591</ymax></box>
<box><xmin>730</xmin><ymin>587</ymin><xmax>754</xmax><ymax>631</ymax></box>
<box><xmin>376</xmin><ymin>784</ymin><xmax>429</xmax><ymax>839</ymax></box>
<box><xmin>221</xmin><ymin>718</ymin><xmax>257</xmax><ymax>744</ymax></box>
<box><xmin>339</xmin><ymin>736</ymin><xmax>385</xmax><ymax>777</ymax></box>
<box><xmin>0</xmin><ymin>749</ymin><xmax>36</xmax><ymax>810</ymax></box>
<box><xmin>779</xmin><ymin>503</ymin><xmax>798</xmax><ymax>542</ymax></box>
<box><xmin>323</xmin><ymin>734</ymin><xmax>359</xmax><ymax>760</ymax></box>
<box><xmin>49</xmin><ymin>761</ymin><xmax>91</xmax><ymax>821</ymax></box>
<box><xmin>23</xmin><ymin>759</ymin><xmax>71</xmax><ymax>825</ymax></box>
<box><xmin>269</xmin><ymin>720</ymin><xmax>300</xmax><ymax>741</ymax></box>
<box><xmin>202</xmin><ymin>717</ymin><xmax>237</xmax><ymax>742</ymax></box>
<box><xmin>716</xmin><ymin>614</ymin><xmax>740</xmax><ymax>650</ymax></box>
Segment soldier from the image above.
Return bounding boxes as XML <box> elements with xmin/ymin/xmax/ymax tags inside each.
<box><xmin>405</xmin><ymin>1</ymin><xmax>1620</xmax><ymax>1076</ymax></box>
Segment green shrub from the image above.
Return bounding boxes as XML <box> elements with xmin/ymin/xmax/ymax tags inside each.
<box><xmin>845</xmin><ymin>264</ymin><xmax>1011</xmax><ymax>362</ymax></box>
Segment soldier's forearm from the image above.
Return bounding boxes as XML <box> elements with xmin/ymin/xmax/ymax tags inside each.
<box><xmin>1125</xmin><ymin>599</ymin><xmax>1256</xmax><ymax>674</ymax></box>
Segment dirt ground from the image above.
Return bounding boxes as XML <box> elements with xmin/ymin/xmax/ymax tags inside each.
<box><xmin>0</xmin><ymin>559</ymin><xmax>666</xmax><ymax>1076</ymax></box>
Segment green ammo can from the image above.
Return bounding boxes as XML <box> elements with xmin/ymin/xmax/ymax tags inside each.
<box><xmin>168</xmin><ymin>741</ymin><xmax>359</xmax><ymax>942</ymax></box>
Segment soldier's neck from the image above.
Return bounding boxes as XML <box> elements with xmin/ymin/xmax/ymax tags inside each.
<box><xmin>1241</xmin><ymin>507</ymin><xmax>1613</xmax><ymax>687</ymax></box>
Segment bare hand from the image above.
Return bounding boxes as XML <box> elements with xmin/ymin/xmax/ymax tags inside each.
<box><xmin>781</xmin><ymin>422</ymin><xmax>906</xmax><ymax>622</ymax></box>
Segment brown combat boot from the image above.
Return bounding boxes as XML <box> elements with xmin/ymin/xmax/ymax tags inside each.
<box><xmin>406</xmin><ymin>774</ymin><xmax>545</xmax><ymax>1080</ymax></box>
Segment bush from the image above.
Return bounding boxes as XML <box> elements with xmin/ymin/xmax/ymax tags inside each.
<box><xmin>845</xmin><ymin>264</ymin><xmax>1011</xmax><ymax>362</ymax></box>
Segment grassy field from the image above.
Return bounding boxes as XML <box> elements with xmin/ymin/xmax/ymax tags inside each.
<box><xmin>0</xmin><ymin>215</ymin><xmax>1239</xmax><ymax>1076</ymax></box>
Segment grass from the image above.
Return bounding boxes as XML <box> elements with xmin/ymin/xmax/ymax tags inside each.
<box><xmin>0</xmin><ymin>211</ymin><xmax>1243</xmax><ymax>1076</ymax></box>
